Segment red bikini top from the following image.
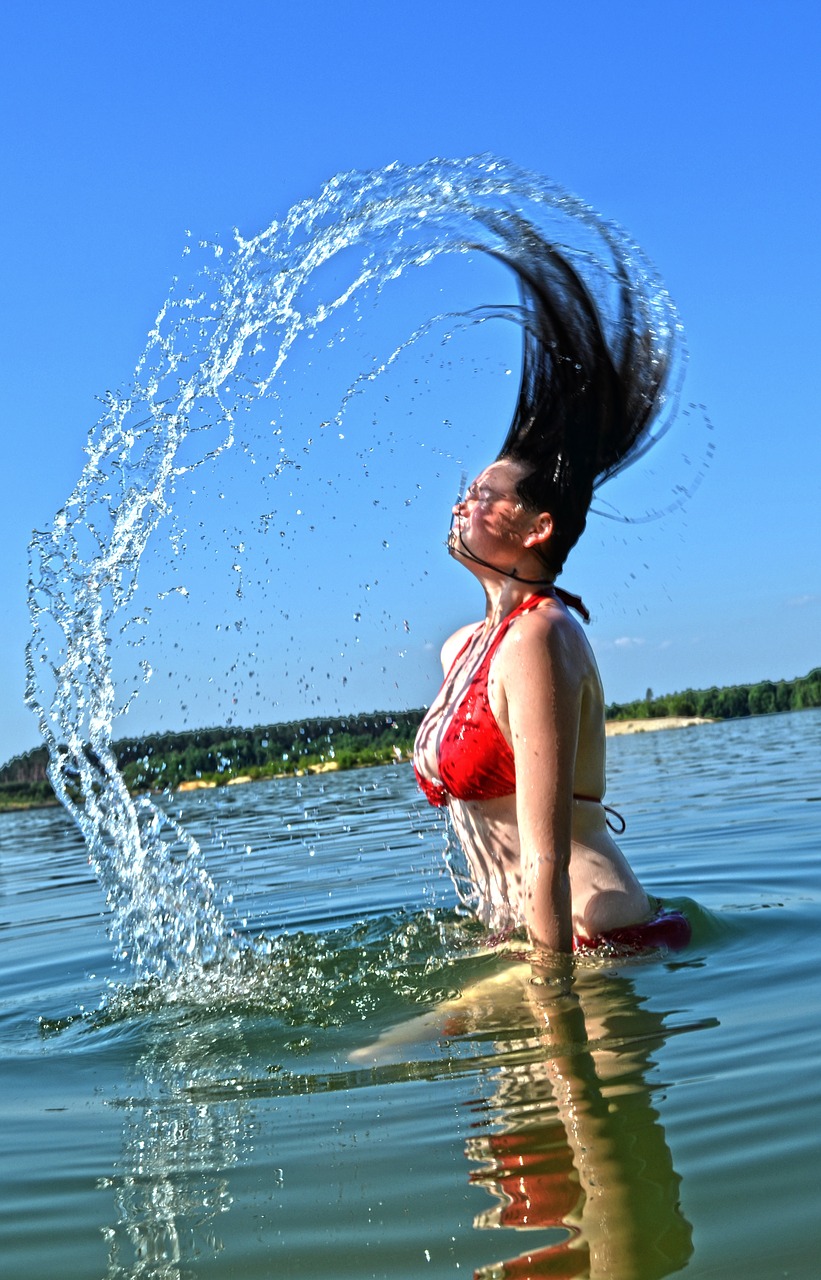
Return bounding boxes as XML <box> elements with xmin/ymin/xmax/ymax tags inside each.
<box><xmin>415</xmin><ymin>589</ymin><xmax>589</xmax><ymax>808</ymax></box>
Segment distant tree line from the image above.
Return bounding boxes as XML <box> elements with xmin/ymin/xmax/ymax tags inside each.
<box><xmin>606</xmin><ymin>667</ymin><xmax>821</xmax><ymax>721</ymax></box>
<box><xmin>0</xmin><ymin>710</ymin><xmax>426</xmax><ymax>810</ymax></box>
<box><xmin>110</xmin><ymin>709</ymin><xmax>425</xmax><ymax>790</ymax></box>
<box><xmin>1</xmin><ymin>667</ymin><xmax>819</xmax><ymax>811</ymax></box>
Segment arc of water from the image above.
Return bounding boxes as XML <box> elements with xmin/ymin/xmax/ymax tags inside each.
<box><xmin>24</xmin><ymin>156</ymin><xmax>683</xmax><ymax>981</ymax></box>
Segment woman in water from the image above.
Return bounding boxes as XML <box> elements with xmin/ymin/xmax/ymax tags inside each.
<box><xmin>413</xmin><ymin>220</ymin><xmax>691</xmax><ymax>957</ymax></box>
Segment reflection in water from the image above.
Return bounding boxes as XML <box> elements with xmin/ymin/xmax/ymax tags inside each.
<box><xmin>100</xmin><ymin>1013</ymin><xmax>257</xmax><ymax>1278</ymax></box>
<box><xmin>94</xmin><ymin>933</ymin><xmax>707</xmax><ymax>1278</ymax></box>
<box><xmin>92</xmin><ymin>904</ymin><xmax>457</xmax><ymax>1277</ymax></box>
<box><xmin>10</xmin><ymin>719</ymin><xmax>817</xmax><ymax>1278</ymax></box>
<box><xmin>443</xmin><ymin>962</ymin><xmax>698</xmax><ymax>1279</ymax></box>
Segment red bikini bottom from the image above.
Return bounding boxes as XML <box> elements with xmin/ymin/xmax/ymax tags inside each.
<box><xmin>574</xmin><ymin>903</ymin><xmax>691</xmax><ymax>953</ymax></box>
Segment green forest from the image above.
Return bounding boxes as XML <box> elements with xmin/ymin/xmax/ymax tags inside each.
<box><xmin>1</xmin><ymin>666</ymin><xmax>819</xmax><ymax>812</ymax></box>
<box><xmin>605</xmin><ymin>665</ymin><xmax>821</xmax><ymax>722</ymax></box>
<box><xmin>0</xmin><ymin>710</ymin><xmax>424</xmax><ymax>811</ymax></box>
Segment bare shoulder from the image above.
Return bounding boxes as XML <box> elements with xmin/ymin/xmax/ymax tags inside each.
<box><xmin>496</xmin><ymin>598</ymin><xmax>601</xmax><ymax>699</ymax></box>
<box><xmin>440</xmin><ymin>622</ymin><xmax>480</xmax><ymax>674</ymax></box>
<box><xmin>506</xmin><ymin>597</ymin><xmax>590</xmax><ymax>662</ymax></box>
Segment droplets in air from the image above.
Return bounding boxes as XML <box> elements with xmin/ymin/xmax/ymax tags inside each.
<box><xmin>25</xmin><ymin>155</ymin><xmax>691</xmax><ymax>983</ymax></box>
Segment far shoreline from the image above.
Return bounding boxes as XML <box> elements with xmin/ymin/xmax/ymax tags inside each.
<box><xmin>0</xmin><ymin>711</ymin><xmax>780</xmax><ymax>813</ymax></box>
<box><xmin>175</xmin><ymin>717</ymin><xmax>718</xmax><ymax>792</ymax></box>
<box><xmin>605</xmin><ymin>715</ymin><xmax>715</xmax><ymax>736</ymax></box>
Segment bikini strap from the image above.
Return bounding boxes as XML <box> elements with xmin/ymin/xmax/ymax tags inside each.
<box><xmin>440</xmin><ymin>626</ymin><xmax>482</xmax><ymax>683</ymax></box>
<box><xmin>444</xmin><ymin>587</ymin><xmax>589</xmax><ymax>680</ymax></box>
<box><xmin>482</xmin><ymin>594</ymin><xmax>554</xmax><ymax>663</ymax></box>
<box><xmin>553</xmin><ymin>586</ymin><xmax>590</xmax><ymax>623</ymax></box>
<box><xmin>449</xmin><ymin>597</ymin><xmax>543</xmax><ymax>676</ymax></box>
<box><xmin>603</xmin><ymin>804</ymin><xmax>626</xmax><ymax>834</ymax></box>
<box><xmin>573</xmin><ymin>792</ymin><xmax>627</xmax><ymax>834</ymax></box>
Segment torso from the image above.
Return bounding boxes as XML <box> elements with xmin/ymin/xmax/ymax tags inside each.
<box><xmin>414</xmin><ymin>591</ymin><xmax>651</xmax><ymax>939</ymax></box>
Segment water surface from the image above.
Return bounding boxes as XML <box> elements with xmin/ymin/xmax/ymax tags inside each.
<box><xmin>1</xmin><ymin>709</ymin><xmax>819</xmax><ymax>1277</ymax></box>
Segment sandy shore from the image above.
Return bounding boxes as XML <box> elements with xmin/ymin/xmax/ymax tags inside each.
<box><xmin>175</xmin><ymin>759</ymin><xmax>343</xmax><ymax>793</ymax></box>
<box><xmin>605</xmin><ymin>716</ymin><xmax>714</xmax><ymax>736</ymax></box>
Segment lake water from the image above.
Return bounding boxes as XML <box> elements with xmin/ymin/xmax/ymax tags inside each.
<box><xmin>1</xmin><ymin>709</ymin><xmax>819</xmax><ymax>1278</ymax></box>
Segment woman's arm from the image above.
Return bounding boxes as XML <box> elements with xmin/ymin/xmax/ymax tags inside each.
<box><xmin>499</xmin><ymin>613</ymin><xmax>582</xmax><ymax>953</ymax></box>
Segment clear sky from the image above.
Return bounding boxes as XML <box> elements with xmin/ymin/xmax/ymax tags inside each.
<box><xmin>1</xmin><ymin>0</ymin><xmax>819</xmax><ymax>764</ymax></box>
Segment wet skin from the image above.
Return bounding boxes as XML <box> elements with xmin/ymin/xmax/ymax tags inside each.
<box><xmin>414</xmin><ymin>459</ymin><xmax>651</xmax><ymax>953</ymax></box>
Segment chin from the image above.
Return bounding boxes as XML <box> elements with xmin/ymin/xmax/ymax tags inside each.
<box><xmin>448</xmin><ymin>536</ymin><xmax>470</xmax><ymax>566</ymax></box>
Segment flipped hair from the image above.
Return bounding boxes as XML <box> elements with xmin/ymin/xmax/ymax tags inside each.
<box><xmin>483</xmin><ymin>216</ymin><xmax>674</xmax><ymax>575</ymax></box>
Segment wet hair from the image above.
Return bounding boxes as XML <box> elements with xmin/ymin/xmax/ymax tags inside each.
<box><xmin>484</xmin><ymin>215</ymin><xmax>676</xmax><ymax>576</ymax></box>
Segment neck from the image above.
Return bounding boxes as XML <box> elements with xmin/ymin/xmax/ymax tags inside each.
<box><xmin>451</xmin><ymin>527</ymin><xmax>553</xmax><ymax>583</ymax></box>
<box><xmin>483</xmin><ymin>580</ymin><xmax>550</xmax><ymax>625</ymax></box>
<box><xmin>450</xmin><ymin>529</ymin><xmax>554</xmax><ymax>621</ymax></box>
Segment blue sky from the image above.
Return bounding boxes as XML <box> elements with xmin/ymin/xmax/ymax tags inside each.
<box><xmin>1</xmin><ymin>1</ymin><xmax>819</xmax><ymax>763</ymax></box>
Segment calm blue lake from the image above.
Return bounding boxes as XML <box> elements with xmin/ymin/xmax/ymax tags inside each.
<box><xmin>1</xmin><ymin>709</ymin><xmax>819</xmax><ymax>1278</ymax></box>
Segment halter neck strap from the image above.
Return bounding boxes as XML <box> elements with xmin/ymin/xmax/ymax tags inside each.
<box><xmin>552</xmin><ymin>586</ymin><xmax>590</xmax><ymax>623</ymax></box>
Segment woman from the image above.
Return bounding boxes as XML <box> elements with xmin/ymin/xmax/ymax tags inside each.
<box><xmin>413</xmin><ymin>218</ymin><xmax>691</xmax><ymax>956</ymax></box>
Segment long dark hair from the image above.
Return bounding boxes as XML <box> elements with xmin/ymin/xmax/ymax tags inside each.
<box><xmin>485</xmin><ymin>214</ymin><xmax>676</xmax><ymax>575</ymax></box>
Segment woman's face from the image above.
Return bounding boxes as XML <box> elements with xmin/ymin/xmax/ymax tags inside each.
<box><xmin>449</xmin><ymin>459</ymin><xmax>538</xmax><ymax>571</ymax></box>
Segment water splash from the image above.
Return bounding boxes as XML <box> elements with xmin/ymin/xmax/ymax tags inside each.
<box><xmin>25</xmin><ymin>156</ymin><xmax>687</xmax><ymax>981</ymax></box>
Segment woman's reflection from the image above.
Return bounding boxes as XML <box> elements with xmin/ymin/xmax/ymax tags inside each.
<box><xmin>357</xmin><ymin>953</ymin><xmax>699</xmax><ymax>1279</ymax></box>
<box><xmin>455</xmin><ymin>960</ymin><xmax>696</xmax><ymax>1279</ymax></box>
